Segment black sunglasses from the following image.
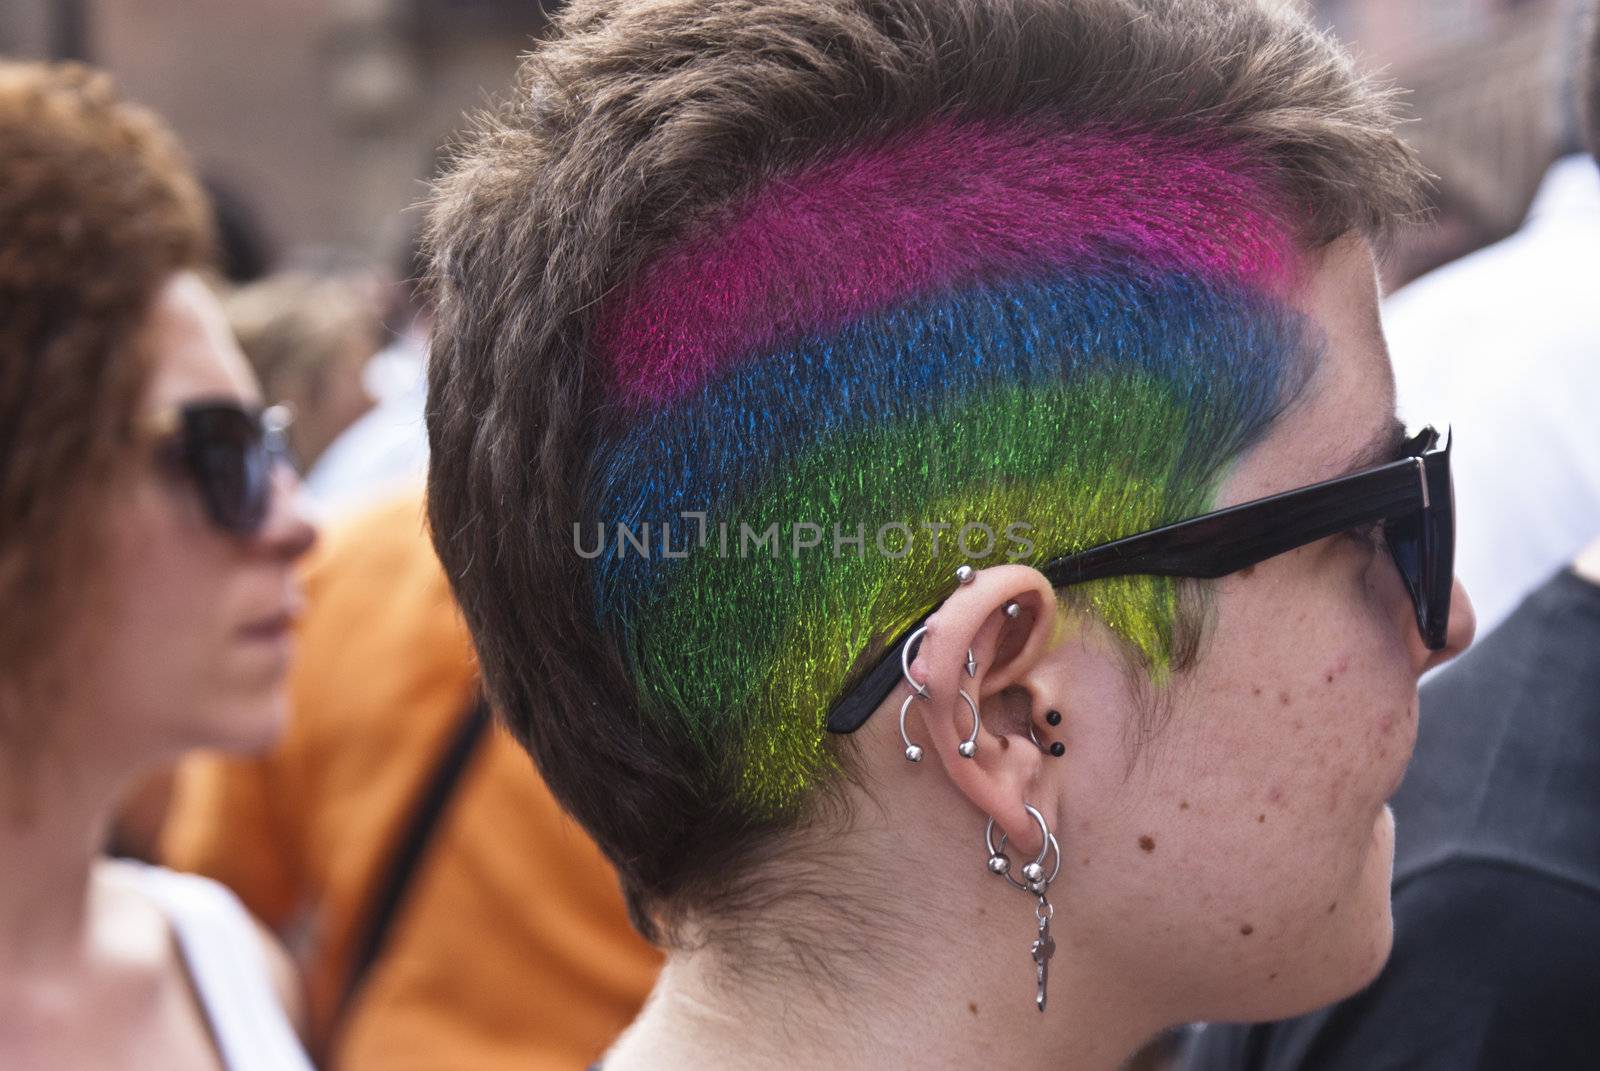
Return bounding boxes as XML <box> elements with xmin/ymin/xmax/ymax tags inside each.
<box><xmin>826</xmin><ymin>426</ymin><xmax>1455</xmax><ymax>734</ymax></box>
<box><xmin>150</xmin><ymin>399</ymin><xmax>294</xmax><ymax>535</ymax></box>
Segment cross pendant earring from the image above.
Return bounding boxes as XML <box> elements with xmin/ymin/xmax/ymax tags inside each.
<box><xmin>1031</xmin><ymin>901</ymin><xmax>1056</xmax><ymax>1012</ymax></box>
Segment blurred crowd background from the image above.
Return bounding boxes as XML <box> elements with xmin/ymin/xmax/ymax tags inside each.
<box><xmin>4</xmin><ymin>2</ymin><xmax>1596</xmax><ymax>1069</ymax></box>
<box><xmin>1</xmin><ymin>0</ymin><xmax>1590</xmax><ymax>289</ymax></box>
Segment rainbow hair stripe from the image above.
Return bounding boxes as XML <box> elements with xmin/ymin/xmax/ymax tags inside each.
<box><xmin>582</xmin><ymin>121</ymin><xmax>1316</xmax><ymax>814</ymax></box>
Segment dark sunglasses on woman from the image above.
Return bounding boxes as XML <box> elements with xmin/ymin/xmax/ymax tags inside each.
<box><xmin>827</xmin><ymin>426</ymin><xmax>1456</xmax><ymax>734</ymax></box>
<box><xmin>148</xmin><ymin>398</ymin><xmax>295</xmax><ymax>536</ymax></box>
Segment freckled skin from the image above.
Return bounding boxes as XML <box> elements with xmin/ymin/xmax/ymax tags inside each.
<box><xmin>1043</xmin><ymin>238</ymin><xmax>1475</xmax><ymax>1027</ymax></box>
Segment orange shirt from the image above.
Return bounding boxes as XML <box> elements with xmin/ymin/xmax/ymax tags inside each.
<box><xmin>161</xmin><ymin>495</ymin><xmax>661</xmax><ymax>1071</ymax></box>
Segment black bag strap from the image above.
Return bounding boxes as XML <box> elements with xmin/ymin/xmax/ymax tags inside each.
<box><xmin>333</xmin><ymin>691</ymin><xmax>491</xmax><ymax>1030</ymax></box>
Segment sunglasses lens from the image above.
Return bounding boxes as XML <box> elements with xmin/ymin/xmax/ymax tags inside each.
<box><xmin>1383</xmin><ymin>511</ymin><xmax>1426</xmax><ymax>629</ymax></box>
<box><xmin>185</xmin><ymin>407</ymin><xmax>270</xmax><ymax>533</ymax></box>
<box><xmin>1382</xmin><ymin>448</ymin><xmax>1455</xmax><ymax>650</ymax></box>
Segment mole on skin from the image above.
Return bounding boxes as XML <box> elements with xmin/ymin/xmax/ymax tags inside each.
<box><xmin>1240</xmin><ymin>924</ymin><xmax>1254</xmax><ymax>936</ymax></box>
<box><xmin>1138</xmin><ymin>835</ymin><xmax>1156</xmax><ymax>852</ymax></box>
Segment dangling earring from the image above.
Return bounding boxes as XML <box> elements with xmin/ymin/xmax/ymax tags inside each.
<box><xmin>983</xmin><ymin>805</ymin><xmax>1061</xmax><ymax>1012</ymax></box>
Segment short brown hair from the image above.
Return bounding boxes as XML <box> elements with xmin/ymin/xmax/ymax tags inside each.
<box><xmin>0</xmin><ymin>63</ymin><xmax>212</xmax><ymax>733</ymax></box>
<box><xmin>425</xmin><ymin>0</ymin><xmax>1424</xmax><ymax>943</ymax></box>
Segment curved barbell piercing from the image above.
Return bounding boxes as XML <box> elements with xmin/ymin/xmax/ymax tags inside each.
<box><xmin>899</xmin><ymin>692</ymin><xmax>925</xmax><ymax>763</ymax></box>
<box><xmin>957</xmin><ymin>687</ymin><xmax>981</xmax><ymax>758</ymax></box>
<box><xmin>901</xmin><ymin>625</ymin><xmax>930</xmax><ymax>699</ymax></box>
<box><xmin>903</xmin><ymin>687</ymin><xmax>981</xmax><ymax>762</ymax></box>
<box><xmin>908</xmin><ymin>685</ymin><xmax>979</xmax><ymax>758</ymax></box>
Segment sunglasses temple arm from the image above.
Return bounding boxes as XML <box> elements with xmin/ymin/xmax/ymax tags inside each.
<box><xmin>826</xmin><ymin>626</ymin><xmax>922</xmax><ymax>734</ymax></box>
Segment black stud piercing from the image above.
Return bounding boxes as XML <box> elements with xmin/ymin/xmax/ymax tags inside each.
<box><xmin>1049</xmin><ymin>742</ymin><xmax>1066</xmax><ymax>757</ymax></box>
<box><xmin>1045</xmin><ymin>710</ymin><xmax>1062</xmax><ymax>726</ymax></box>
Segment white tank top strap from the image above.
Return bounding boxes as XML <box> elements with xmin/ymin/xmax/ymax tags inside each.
<box><xmin>122</xmin><ymin>862</ymin><xmax>313</xmax><ymax>1071</ymax></box>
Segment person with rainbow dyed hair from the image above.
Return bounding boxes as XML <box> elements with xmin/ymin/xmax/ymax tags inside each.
<box><xmin>422</xmin><ymin>2</ymin><xmax>1476</xmax><ymax>1067</ymax></box>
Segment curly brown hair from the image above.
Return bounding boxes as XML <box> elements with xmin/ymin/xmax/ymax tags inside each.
<box><xmin>0</xmin><ymin>62</ymin><xmax>213</xmax><ymax>737</ymax></box>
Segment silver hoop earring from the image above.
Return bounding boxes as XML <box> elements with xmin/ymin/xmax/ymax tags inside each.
<box><xmin>957</xmin><ymin>688</ymin><xmax>980</xmax><ymax>758</ymax></box>
<box><xmin>984</xmin><ymin>806</ymin><xmax>1060</xmax><ymax>891</ymax></box>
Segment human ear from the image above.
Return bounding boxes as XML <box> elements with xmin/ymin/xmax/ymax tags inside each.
<box><xmin>901</xmin><ymin>563</ymin><xmax>1067</xmax><ymax>857</ymax></box>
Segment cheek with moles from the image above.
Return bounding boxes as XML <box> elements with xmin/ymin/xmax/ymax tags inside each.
<box><xmin>1052</xmin><ymin>237</ymin><xmax>1430</xmax><ymax>1023</ymax></box>
<box><xmin>1051</xmin><ymin>570</ymin><xmax>1418</xmax><ymax>1025</ymax></box>
<box><xmin>1121</xmin><ymin>548</ymin><xmax>1419</xmax><ymax>1023</ymax></box>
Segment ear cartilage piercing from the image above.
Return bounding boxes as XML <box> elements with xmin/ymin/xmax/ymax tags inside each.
<box><xmin>965</xmin><ymin>647</ymin><xmax>977</xmax><ymax>678</ymax></box>
<box><xmin>957</xmin><ymin>688</ymin><xmax>981</xmax><ymax>758</ymax></box>
<box><xmin>901</xmin><ymin>625</ymin><xmax>930</xmax><ymax>699</ymax></box>
<box><xmin>1003</xmin><ymin>601</ymin><xmax>1021</xmax><ymax>618</ymax></box>
<box><xmin>1049</xmin><ymin>742</ymin><xmax>1066</xmax><ymax>757</ymax></box>
<box><xmin>955</xmin><ymin>564</ymin><xmax>976</xmax><ymax>584</ymax></box>
<box><xmin>898</xmin><ymin>693</ymin><xmax>925</xmax><ymax>763</ymax></box>
<box><xmin>1045</xmin><ymin>710</ymin><xmax>1062</xmax><ymax>726</ymax></box>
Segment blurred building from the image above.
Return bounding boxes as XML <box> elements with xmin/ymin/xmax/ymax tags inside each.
<box><xmin>0</xmin><ymin>0</ymin><xmax>558</xmax><ymax>268</ymax></box>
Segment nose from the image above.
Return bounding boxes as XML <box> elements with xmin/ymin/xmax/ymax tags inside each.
<box><xmin>1420</xmin><ymin>576</ymin><xmax>1476</xmax><ymax>675</ymax></box>
<box><xmin>256</xmin><ymin>461</ymin><xmax>319</xmax><ymax>562</ymax></box>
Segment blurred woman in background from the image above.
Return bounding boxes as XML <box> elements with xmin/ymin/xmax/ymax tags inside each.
<box><xmin>0</xmin><ymin>61</ymin><xmax>316</xmax><ymax>1070</ymax></box>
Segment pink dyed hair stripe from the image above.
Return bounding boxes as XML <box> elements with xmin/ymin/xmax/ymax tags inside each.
<box><xmin>598</xmin><ymin>121</ymin><xmax>1295</xmax><ymax>407</ymax></box>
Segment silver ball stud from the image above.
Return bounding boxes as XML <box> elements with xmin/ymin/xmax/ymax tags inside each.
<box><xmin>1029</xmin><ymin>880</ymin><xmax>1047</xmax><ymax>895</ymax></box>
<box><xmin>988</xmin><ymin>855</ymin><xmax>1011</xmax><ymax>875</ymax></box>
<box><xmin>904</xmin><ymin>745</ymin><xmax>924</xmax><ymax>763</ymax></box>
<box><xmin>1022</xmin><ymin>861</ymin><xmax>1045</xmax><ymax>882</ymax></box>
<box><xmin>955</xmin><ymin>564</ymin><xmax>976</xmax><ymax>585</ymax></box>
<box><xmin>958</xmin><ymin>740</ymin><xmax>977</xmax><ymax>758</ymax></box>
<box><xmin>1003</xmin><ymin>601</ymin><xmax>1021</xmax><ymax>619</ymax></box>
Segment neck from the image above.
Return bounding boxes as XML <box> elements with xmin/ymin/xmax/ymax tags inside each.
<box><xmin>0</xmin><ymin>739</ymin><xmax>129</xmax><ymax>972</ymax></box>
<box><xmin>600</xmin><ymin>811</ymin><xmax>1167</xmax><ymax>1070</ymax></box>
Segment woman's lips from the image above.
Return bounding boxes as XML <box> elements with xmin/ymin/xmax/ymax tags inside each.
<box><xmin>238</xmin><ymin>608</ymin><xmax>296</xmax><ymax>642</ymax></box>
